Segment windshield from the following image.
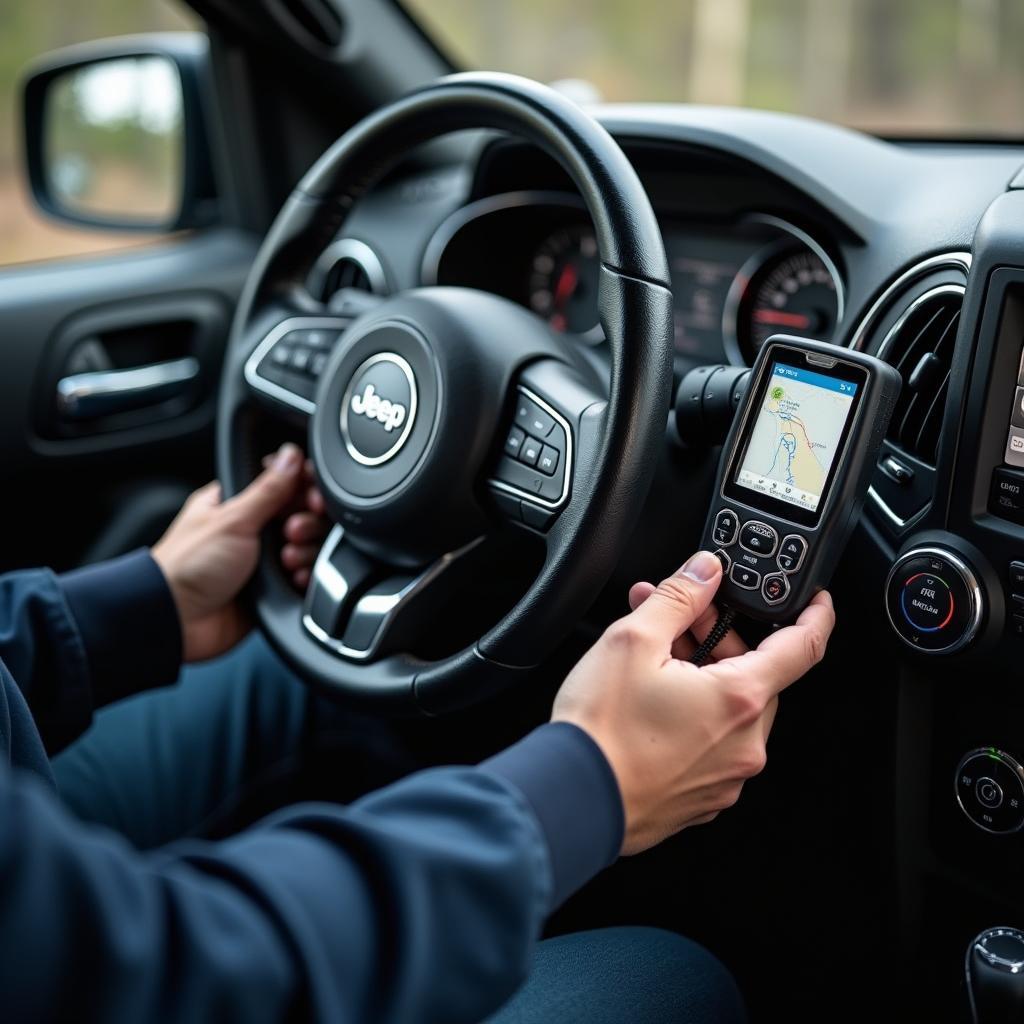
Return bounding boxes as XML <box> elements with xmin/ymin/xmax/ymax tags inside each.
<box><xmin>402</xmin><ymin>0</ymin><xmax>1024</xmax><ymax>137</ymax></box>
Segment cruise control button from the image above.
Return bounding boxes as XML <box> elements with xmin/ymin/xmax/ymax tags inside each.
<box><xmin>504</xmin><ymin>426</ymin><xmax>526</xmax><ymax>458</ymax></box>
<box><xmin>761</xmin><ymin>573</ymin><xmax>790</xmax><ymax>605</ymax></box>
<box><xmin>514</xmin><ymin>397</ymin><xmax>554</xmax><ymax>438</ymax></box>
<box><xmin>712</xmin><ymin>509</ymin><xmax>739</xmax><ymax>547</ymax></box>
<box><xmin>520</xmin><ymin>435</ymin><xmax>541</xmax><ymax>466</ymax></box>
<box><xmin>739</xmin><ymin>521</ymin><xmax>778</xmax><ymax>557</ymax></box>
<box><xmin>537</xmin><ymin>445</ymin><xmax>559</xmax><ymax>476</ymax></box>
<box><xmin>271</xmin><ymin>344</ymin><xmax>292</xmax><ymax>366</ymax></box>
<box><xmin>900</xmin><ymin>572</ymin><xmax>954</xmax><ymax>632</ymax></box>
<box><xmin>730</xmin><ymin>564</ymin><xmax>761</xmax><ymax>590</ymax></box>
<box><xmin>777</xmin><ymin>534</ymin><xmax>807</xmax><ymax>573</ymax></box>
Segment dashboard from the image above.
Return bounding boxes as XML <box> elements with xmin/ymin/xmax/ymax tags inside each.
<box><xmin>422</xmin><ymin>190</ymin><xmax>842</xmax><ymax>369</ymax></box>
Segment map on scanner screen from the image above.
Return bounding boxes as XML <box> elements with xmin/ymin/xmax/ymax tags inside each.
<box><xmin>735</xmin><ymin>361</ymin><xmax>858</xmax><ymax>513</ymax></box>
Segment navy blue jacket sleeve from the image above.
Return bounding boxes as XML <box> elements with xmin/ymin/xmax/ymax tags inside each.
<box><xmin>0</xmin><ymin>721</ymin><xmax>623</xmax><ymax>1024</ymax></box>
<box><xmin>0</xmin><ymin>552</ymin><xmax>181</xmax><ymax>753</ymax></box>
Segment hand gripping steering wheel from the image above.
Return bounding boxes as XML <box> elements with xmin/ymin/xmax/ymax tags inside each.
<box><xmin>217</xmin><ymin>73</ymin><xmax>673</xmax><ymax>713</ymax></box>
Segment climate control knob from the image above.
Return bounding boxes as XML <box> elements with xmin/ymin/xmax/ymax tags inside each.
<box><xmin>884</xmin><ymin>546</ymin><xmax>983</xmax><ymax>654</ymax></box>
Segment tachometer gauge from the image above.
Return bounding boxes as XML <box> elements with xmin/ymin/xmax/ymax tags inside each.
<box><xmin>741</xmin><ymin>248</ymin><xmax>840</xmax><ymax>360</ymax></box>
<box><xmin>528</xmin><ymin>224</ymin><xmax>602</xmax><ymax>340</ymax></box>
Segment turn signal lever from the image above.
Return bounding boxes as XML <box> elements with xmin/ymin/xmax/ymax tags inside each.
<box><xmin>966</xmin><ymin>927</ymin><xmax>1024</xmax><ymax>1023</ymax></box>
<box><xmin>675</xmin><ymin>364</ymin><xmax>750</xmax><ymax>446</ymax></box>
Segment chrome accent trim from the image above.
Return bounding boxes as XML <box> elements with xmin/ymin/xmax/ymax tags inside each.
<box><xmin>302</xmin><ymin>528</ymin><xmax>484</xmax><ymax>661</ymax></box>
<box><xmin>488</xmin><ymin>385</ymin><xmax>574</xmax><ymax>511</ymax></box>
<box><xmin>721</xmin><ymin>213</ymin><xmax>846</xmax><ymax>366</ymax></box>
<box><xmin>884</xmin><ymin>545</ymin><xmax>983</xmax><ymax>655</ymax></box>
<box><xmin>420</xmin><ymin>189</ymin><xmax>586</xmax><ymax>287</ymax></box>
<box><xmin>57</xmin><ymin>357</ymin><xmax>199</xmax><ymax>419</ymax></box>
<box><xmin>339</xmin><ymin>352</ymin><xmax>418</xmax><ymax>466</ymax></box>
<box><xmin>850</xmin><ymin>251</ymin><xmax>971</xmax><ymax>351</ymax></box>
<box><xmin>867</xmin><ymin>485</ymin><xmax>913</xmax><ymax>530</ymax></box>
<box><xmin>956</xmin><ymin>752</ymin><xmax>1024</xmax><ymax>836</ymax></box>
<box><xmin>309</xmin><ymin>238</ymin><xmax>388</xmax><ymax>298</ymax></box>
<box><xmin>875</xmin><ymin>283</ymin><xmax>966</xmax><ymax>363</ymax></box>
<box><xmin>243</xmin><ymin>316</ymin><xmax>349</xmax><ymax>415</ymax></box>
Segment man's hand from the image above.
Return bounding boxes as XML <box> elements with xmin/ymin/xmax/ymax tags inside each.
<box><xmin>551</xmin><ymin>550</ymin><xmax>835</xmax><ymax>855</ymax></box>
<box><xmin>153</xmin><ymin>443</ymin><xmax>319</xmax><ymax>662</ymax></box>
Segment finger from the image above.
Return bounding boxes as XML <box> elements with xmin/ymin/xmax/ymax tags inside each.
<box><xmin>627</xmin><ymin>550</ymin><xmax>723</xmax><ymax>645</ymax></box>
<box><xmin>187</xmin><ymin>480</ymin><xmax>222</xmax><ymax>509</ymax></box>
<box><xmin>728</xmin><ymin>590</ymin><xmax>835</xmax><ymax>698</ymax></box>
<box><xmin>628</xmin><ymin>581</ymin><xmax>655</xmax><ymax>611</ymax></box>
<box><xmin>305</xmin><ymin>485</ymin><xmax>327</xmax><ymax>516</ymax></box>
<box><xmin>283</xmin><ymin>511</ymin><xmax>329</xmax><ymax>544</ymax></box>
<box><xmin>292</xmin><ymin>567</ymin><xmax>312</xmax><ymax>591</ymax></box>
<box><xmin>223</xmin><ymin>443</ymin><xmax>304</xmax><ymax>532</ymax></box>
<box><xmin>281</xmin><ymin>542</ymin><xmax>321</xmax><ymax>571</ymax></box>
<box><xmin>688</xmin><ymin>601</ymin><xmax>748</xmax><ymax>661</ymax></box>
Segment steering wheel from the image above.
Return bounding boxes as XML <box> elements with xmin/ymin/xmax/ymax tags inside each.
<box><xmin>217</xmin><ymin>73</ymin><xmax>673</xmax><ymax>713</ymax></box>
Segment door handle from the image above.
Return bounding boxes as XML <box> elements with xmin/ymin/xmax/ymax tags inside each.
<box><xmin>56</xmin><ymin>357</ymin><xmax>200</xmax><ymax>420</ymax></box>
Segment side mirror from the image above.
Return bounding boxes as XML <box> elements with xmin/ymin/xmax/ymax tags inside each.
<box><xmin>22</xmin><ymin>34</ymin><xmax>217</xmax><ymax>233</ymax></box>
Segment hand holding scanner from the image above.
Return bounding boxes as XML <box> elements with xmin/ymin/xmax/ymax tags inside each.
<box><xmin>698</xmin><ymin>335</ymin><xmax>900</xmax><ymax>629</ymax></box>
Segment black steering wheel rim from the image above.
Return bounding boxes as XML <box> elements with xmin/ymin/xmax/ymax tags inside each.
<box><xmin>217</xmin><ymin>73</ymin><xmax>673</xmax><ymax>714</ymax></box>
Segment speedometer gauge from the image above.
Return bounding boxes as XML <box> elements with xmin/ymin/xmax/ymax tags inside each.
<box><xmin>528</xmin><ymin>225</ymin><xmax>602</xmax><ymax>340</ymax></box>
<box><xmin>738</xmin><ymin>248</ymin><xmax>840</xmax><ymax>361</ymax></box>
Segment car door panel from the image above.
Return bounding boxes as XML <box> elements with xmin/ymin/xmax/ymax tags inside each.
<box><xmin>0</xmin><ymin>228</ymin><xmax>257</xmax><ymax>572</ymax></box>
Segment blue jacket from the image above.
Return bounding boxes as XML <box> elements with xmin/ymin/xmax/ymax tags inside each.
<box><xmin>0</xmin><ymin>551</ymin><xmax>623</xmax><ymax>1023</ymax></box>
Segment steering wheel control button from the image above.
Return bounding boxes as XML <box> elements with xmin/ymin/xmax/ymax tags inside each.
<box><xmin>885</xmin><ymin>547</ymin><xmax>983</xmax><ymax>654</ymax></box>
<box><xmin>990</xmin><ymin>467</ymin><xmax>1024</xmax><ymax>523</ymax></box>
<box><xmin>956</xmin><ymin>749</ymin><xmax>1024</xmax><ymax>834</ymax></box>
<box><xmin>777</xmin><ymin>535</ymin><xmax>807</xmax><ymax>573</ymax></box>
<box><xmin>503</xmin><ymin>426</ymin><xmax>525</xmax><ymax>458</ymax></box>
<box><xmin>976</xmin><ymin>777</ymin><xmax>1004</xmax><ymax>810</ymax></box>
<box><xmin>515</xmin><ymin>397</ymin><xmax>554</xmax><ymax>438</ymax></box>
<box><xmin>761</xmin><ymin>573</ymin><xmax>790</xmax><ymax>606</ymax></box>
<box><xmin>520</xmin><ymin>436</ymin><xmax>541</xmax><ymax>466</ymax></box>
<box><xmin>538</xmin><ymin>445</ymin><xmax>559</xmax><ymax>476</ymax></box>
<box><xmin>730</xmin><ymin>564</ymin><xmax>761</xmax><ymax>590</ymax></box>
<box><xmin>712</xmin><ymin>509</ymin><xmax>739</xmax><ymax>547</ymax></box>
<box><xmin>739</xmin><ymin>521</ymin><xmax>778</xmax><ymax>558</ymax></box>
<box><xmin>900</xmin><ymin>572</ymin><xmax>955</xmax><ymax>632</ymax></box>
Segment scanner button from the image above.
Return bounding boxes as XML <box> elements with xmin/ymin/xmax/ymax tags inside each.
<box><xmin>730</xmin><ymin>564</ymin><xmax>761</xmax><ymax>590</ymax></box>
<box><xmin>762</xmin><ymin>573</ymin><xmax>790</xmax><ymax>606</ymax></box>
<box><xmin>712</xmin><ymin>509</ymin><xmax>739</xmax><ymax>547</ymax></box>
<box><xmin>777</xmin><ymin>534</ymin><xmax>808</xmax><ymax>574</ymax></box>
<box><xmin>739</xmin><ymin>521</ymin><xmax>779</xmax><ymax>558</ymax></box>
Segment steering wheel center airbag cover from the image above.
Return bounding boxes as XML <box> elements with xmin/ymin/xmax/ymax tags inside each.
<box><xmin>313</xmin><ymin>319</ymin><xmax>438</xmax><ymax>501</ymax></box>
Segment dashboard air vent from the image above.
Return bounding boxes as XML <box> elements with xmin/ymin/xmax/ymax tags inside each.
<box><xmin>266</xmin><ymin>0</ymin><xmax>343</xmax><ymax>48</ymax></box>
<box><xmin>877</xmin><ymin>284</ymin><xmax>964</xmax><ymax>466</ymax></box>
<box><xmin>308</xmin><ymin>239</ymin><xmax>388</xmax><ymax>302</ymax></box>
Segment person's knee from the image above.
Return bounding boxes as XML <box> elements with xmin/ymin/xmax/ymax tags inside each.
<box><xmin>488</xmin><ymin>926</ymin><xmax>745</xmax><ymax>1024</ymax></box>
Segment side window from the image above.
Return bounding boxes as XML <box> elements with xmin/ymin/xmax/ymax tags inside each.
<box><xmin>0</xmin><ymin>1</ymin><xmax>197</xmax><ymax>268</ymax></box>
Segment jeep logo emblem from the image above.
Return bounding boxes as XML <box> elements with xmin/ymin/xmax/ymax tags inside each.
<box><xmin>350</xmin><ymin>383</ymin><xmax>407</xmax><ymax>433</ymax></box>
<box><xmin>340</xmin><ymin>352</ymin><xmax>417</xmax><ymax>466</ymax></box>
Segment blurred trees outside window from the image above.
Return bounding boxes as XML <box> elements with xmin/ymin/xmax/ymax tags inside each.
<box><xmin>0</xmin><ymin>0</ymin><xmax>195</xmax><ymax>268</ymax></box>
<box><xmin>403</xmin><ymin>0</ymin><xmax>1024</xmax><ymax>135</ymax></box>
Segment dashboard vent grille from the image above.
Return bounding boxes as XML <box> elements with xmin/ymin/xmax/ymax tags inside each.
<box><xmin>322</xmin><ymin>257</ymin><xmax>372</xmax><ymax>296</ymax></box>
<box><xmin>267</xmin><ymin>0</ymin><xmax>343</xmax><ymax>48</ymax></box>
<box><xmin>877</xmin><ymin>285</ymin><xmax>964</xmax><ymax>466</ymax></box>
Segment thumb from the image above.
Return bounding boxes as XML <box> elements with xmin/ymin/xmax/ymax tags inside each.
<box><xmin>628</xmin><ymin>550</ymin><xmax>723</xmax><ymax>643</ymax></box>
<box><xmin>223</xmin><ymin>444</ymin><xmax>304</xmax><ymax>532</ymax></box>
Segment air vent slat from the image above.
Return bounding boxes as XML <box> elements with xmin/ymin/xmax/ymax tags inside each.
<box><xmin>874</xmin><ymin>284</ymin><xmax>964</xmax><ymax>467</ymax></box>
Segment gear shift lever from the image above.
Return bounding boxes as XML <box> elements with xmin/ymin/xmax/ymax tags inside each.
<box><xmin>966</xmin><ymin>927</ymin><xmax>1024</xmax><ymax>1023</ymax></box>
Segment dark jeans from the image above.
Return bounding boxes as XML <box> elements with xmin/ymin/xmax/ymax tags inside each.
<box><xmin>53</xmin><ymin>633</ymin><xmax>745</xmax><ymax>1024</ymax></box>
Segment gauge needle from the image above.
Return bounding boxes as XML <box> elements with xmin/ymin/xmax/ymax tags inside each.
<box><xmin>554</xmin><ymin>263</ymin><xmax>578</xmax><ymax>311</ymax></box>
<box><xmin>753</xmin><ymin>309</ymin><xmax>812</xmax><ymax>329</ymax></box>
